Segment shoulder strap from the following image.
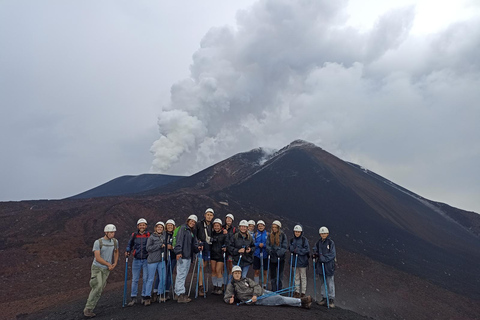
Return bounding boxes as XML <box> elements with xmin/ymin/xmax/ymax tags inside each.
<box><xmin>98</xmin><ymin>238</ymin><xmax>103</xmax><ymax>250</ymax></box>
<box><xmin>113</xmin><ymin>238</ymin><xmax>118</xmax><ymax>250</ymax></box>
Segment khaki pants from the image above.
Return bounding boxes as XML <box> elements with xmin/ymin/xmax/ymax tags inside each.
<box><xmin>85</xmin><ymin>265</ymin><xmax>110</xmax><ymax>310</ymax></box>
<box><xmin>294</xmin><ymin>267</ymin><xmax>307</xmax><ymax>294</ymax></box>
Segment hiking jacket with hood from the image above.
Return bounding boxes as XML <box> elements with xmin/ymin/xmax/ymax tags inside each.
<box><xmin>224</xmin><ymin>277</ymin><xmax>264</xmax><ymax>303</ymax></box>
<box><xmin>266</xmin><ymin>231</ymin><xmax>288</xmax><ymax>262</ymax></box>
<box><xmin>228</xmin><ymin>231</ymin><xmax>255</xmax><ymax>268</ymax></box>
<box><xmin>174</xmin><ymin>224</ymin><xmax>200</xmax><ymax>260</ymax></box>
<box><xmin>210</xmin><ymin>229</ymin><xmax>228</xmax><ymax>261</ymax></box>
<box><xmin>313</xmin><ymin>236</ymin><xmax>336</xmax><ymax>276</ymax></box>
<box><xmin>254</xmin><ymin>229</ymin><xmax>269</xmax><ymax>258</ymax></box>
<box><xmin>126</xmin><ymin>231</ymin><xmax>150</xmax><ymax>260</ymax></box>
<box><xmin>289</xmin><ymin>234</ymin><xmax>310</xmax><ymax>268</ymax></box>
<box><xmin>146</xmin><ymin>232</ymin><xmax>165</xmax><ymax>264</ymax></box>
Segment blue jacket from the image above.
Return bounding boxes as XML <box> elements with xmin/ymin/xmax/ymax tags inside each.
<box><xmin>289</xmin><ymin>234</ymin><xmax>310</xmax><ymax>268</ymax></box>
<box><xmin>126</xmin><ymin>231</ymin><xmax>150</xmax><ymax>260</ymax></box>
<box><xmin>313</xmin><ymin>236</ymin><xmax>336</xmax><ymax>276</ymax></box>
<box><xmin>174</xmin><ymin>224</ymin><xmax>199</xmax><ymax>260</ymax></box>
<box><xmin>254</xmin><ymin>230</ymin><xmax>269</xmax><ymax>258</ymax></box>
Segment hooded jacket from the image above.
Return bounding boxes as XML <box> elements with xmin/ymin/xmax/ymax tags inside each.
<box><xmin>266</xmin><ymin>231</ymin><xmax>288</xmax><ymax>261</ymax></box>
<box><xmin>313</xmin><ymin>236</ymin><xmax>336</xmax><ymax>276</ymax></box>
<box><xmin>289</xmin><ymin>234</ymin><xmax>310</xmax><ymax>268</ymax></box>
<box><xmin>146</xmin><ymin>232</ymin><xmax>165</xmax><ymax>264</ymax></box>
<box><xmin>126</xmin><ymin>231</ymin><xmax>150</xmax><ymax>260</ymax></box>
<box><xmin>254</xmin><ymin>229</ymin><xmax>269</xmax><ymax>258</ymax></box>
<box><xmin>210</xmin><ymin>229</ymin><xmax>228</xmax><ymax>261</ymax></box>
<box><xmin>228</xmin><ymin>231</ymin><xmax>255</xmax><ymax>268</ymax></box>
<box><xmin>224</xmin><ymin>277</ymin><xmax>264</xmax><ymax>303</ymax></box>
<box><xmin>174</xmin><ymin>224</ymin><xmax>200</xmax><ymax>260</ymax></box>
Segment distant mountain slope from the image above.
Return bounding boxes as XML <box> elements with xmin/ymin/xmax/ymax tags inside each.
<box><xmin>69</xmin><ymin>174</ymin><xmax>184</xmax><ymax>199</ymax></box>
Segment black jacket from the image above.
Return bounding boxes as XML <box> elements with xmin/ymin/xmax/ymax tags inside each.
<box><xmin>228</xmin><ymin>231</ymin><xmax>255</xmax><ymax>268</ymax></box>
<box><xmin>313</xmin><ymin>236</ymin><xmax>336</xmax><ymax>276</ymax></box>
<box><xmin>174</xmin><ymin>224</ymin><xmax>199</xmax><ymax>260</ymax></box>
<box><xmin>210</xmin><ymin>230</ymin><xmax>228</xmax><ymax>261</ymax></box>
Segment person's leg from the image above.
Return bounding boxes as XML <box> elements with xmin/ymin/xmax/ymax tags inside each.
<box><xmin>319</xmin><ymin>275</ymin><xmax>325</xmax><ymax>299</ymax></box>
<box><xmin>278</xmin><ymin>259</ymin><xmax>285</xmax><ymax>290</ymax></box>
<box><xmin>270</xmin><ymin>262</ymin><xmax>277</xmax><ymax>291</ymax></box>
<box><xmin>85</xmin><ymin>265</ymin><xmax>110</xmax><ymax>311</ymax></box>
<box><xmin>294</xmin><ymin>268</ymin><xmax>301</xmax><ymax>294</ymax></box>
<box><xmin>327</xmin><ymin>275</ymin><xmax>335</xmax><ymax>299</ymax></box>
<box><xmin>174</xmin><ymin>258</ymin><xmax>191</xmax><ymax>296</ymax></box>
<box><xmin>157</xmin><ymin>261</ymin><xmax>166</xmax><ymax>295</ymax></box>
<box><xmin>299</xmin><ymin>268</ymin><xmax>307</xmax><ymax>295</ymax></box>
<box><xmin>241</xmin><ymin>265</ymin><xmax>250</xmax><ymax>278</ymax></box>
<box><xmin>131</xmin><ymin>258</ymin><xmax>141</xmax><ymax>298</ymax></box>
<box><xmin>216</xmin><ymin>261</ymin><xmax>224</xmax><ymax>287</ymax></box>
<box><xmin>141</xmin><ymin>259</ymin><xmax>149</xmax><ymax>297</ymax></box>
<box><xmin>256</xmin><ymin>294</ymin><xmax>302</xmax><ymax>307</ymax></box>
<box><xmin>145</xmin><ymin>263</ymin><xmax>158</xmax><ymax>299</ymax></box>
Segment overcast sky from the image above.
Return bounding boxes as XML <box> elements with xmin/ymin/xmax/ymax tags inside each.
<box><xmin>1</xmin><ymin>0</ymin><xmax>479</xmax><ymax>213</ymax></box>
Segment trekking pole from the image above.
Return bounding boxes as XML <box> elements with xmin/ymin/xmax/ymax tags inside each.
<box><xmin>292</xmin><ymin>254</ymin><xmax>298</xmax><ymax>297</ymax></box>
<box><xmin>288</xmin><ymin>253</ymin><xmax>293</xmax><ymax>296</ymax></box>
<box><xmin>168</xmin><ymin>253</ymin><xmax>174</xmax><ymax>297</ymax></box>
<box><xmin>195</xmin><ymin>252</ymin><xmax>202</xmax><ymax>298</ymax></box>
<box><xmin>265</xmin><ymin>255</ymin><xmax>270</xmax><ymax>290</ymax></box>
<box><xmin>276</xmin><ymin>257</ymin><xmax>280</xmax><ymax>291</ymax></box>
<box><xmin>161</xmin><ymin>252</ymin><xmax>166</xmax><ymax>303</ymax></box>
<box><xmin>313</xmin><ymin>258</ymin><xmax>317</xmax><ymax>302</ymax></box>
<box><xmin>188</xmin><ymin>254</ymin><xmax>198</xmax><ymax>297</ymax></box>
<box><xmin>202</xmin><ymin>253</ymin><xmax>206</xmax><ymax>299</ymax></box>
<box><xmin>223</xmin><ymin>251</ymin><xmax>228</xmax><ymax>293</ymax></box>
<box><xmin>322</xmin><ymin>263</ymin><xmax>329</xmax><ymax>309</ymax></box>
<box><xmin>237</xmin><ymin>246</ymin><xmax>245</xmax><ymax>266</ymax></box>
<box><xmin>260</xmin><ymin>252</ymin><xmax>264</xmax><ymax>288</ymax></box>
<box><xmin>122</xmin><ymin>256</ymin><xmax>128</xmax><ymax>307</ymax></box>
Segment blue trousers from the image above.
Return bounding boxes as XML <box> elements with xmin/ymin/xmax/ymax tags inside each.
<box><xmin>131</xmin><ymin>258</ymin><xmax>148</xmax><ymax>297</ymax></box>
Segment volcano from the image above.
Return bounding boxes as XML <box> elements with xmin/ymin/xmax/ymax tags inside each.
<box><xmin>1</xmin><ymin>140</ymin><xmax>479</xmax><ymax>320</ymax></box>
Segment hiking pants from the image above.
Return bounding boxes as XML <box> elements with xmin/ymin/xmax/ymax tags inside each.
<box><xmin>255</xmin><ymin>290</ymin><xmax>301</xmax><ymax>307</ymax></box>
<box><xmin>174</xmin><ymin>258</ymin><xmax>191</xmax><ymax>295</ymax></box>
<box><xmin>155</xmin><ymin>258</ymin><xmax>176</xmax><ymax>293</ymax></box>
<box><xmin>241</xmin><ymin>265</ymin><xmax>250</xmax><ymax>278</ymax></box>
<box><xmin>145</xmin><ymin>261</ymin><xmax>165</xmax><ymax>297</ymax></box>
<box><xmin>320</xmin><ymin>275</ymin><xmax>335</xmax><ymax>300</ymax></box>
<box><xmin>131</xmin><ymin>258</ymin><xmax>148</xmax><ymax>297</ymax></box>
<box><xmin>85</xmin><ymin>264</ymin><xmax>110</xmax><ymax>310</ymax></box>
<box><xmin>294</xmin><ymin>267</ymin><xmax>307</xmax><ymax>294</ymax></box>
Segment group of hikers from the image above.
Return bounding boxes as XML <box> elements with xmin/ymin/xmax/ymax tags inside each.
<box><xmin>83</xmin><ymin>208</ymin><xmax>337</xmax><ymax>318</ymax></box>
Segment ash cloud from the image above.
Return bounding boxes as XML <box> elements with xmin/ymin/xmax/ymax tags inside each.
<box><xmin>151</xmin><ymin>0</ymin><xmax>480</xmax><ymax>212</ymax></box>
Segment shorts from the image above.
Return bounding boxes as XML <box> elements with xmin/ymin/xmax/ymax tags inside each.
<box><xmin>201</xmin><ymin>250</ymin><xmax>211</xmax><ymax>261</ymax></box>
<box><xmin>253</xmin><ymin>256</ymin><xmax>269</xmax><ymax>270</ymax></box>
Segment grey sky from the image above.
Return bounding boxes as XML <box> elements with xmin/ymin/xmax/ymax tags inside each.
<box><xmin>1</xmin><ymin>1</ymin><xmax>479</xmax><ymax>214</ymax></box>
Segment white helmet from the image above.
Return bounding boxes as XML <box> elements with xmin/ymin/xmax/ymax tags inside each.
<box><xmin>257</xmin><ymin>220</ymin><xmax>265</xmax><ymax>226</ymax></box>
<box><xmin>226</xmin><ymin>213</ymin><xmax>234</xmax><ymax>221</ymax></box>
<box><xmin>166</xmin><ymin>219</ymin><xmax>176</xmax><ymax>226</ymax></box>
<box><xmin>213</xmin><ymin>218</ymin><xmax>222</xmax><ymax>225</ymax></box>
<box><xmin>188</xmin><ymin>214</ymin><xmax>198</xmax><ymax>222</ymax></box>
<box><xmin>248</xmin><ymin>220</ymin><xmax>256</xmax><ymax>226</ymax></box>
<box><xmin>137</xmin><ymin>218</ymin><xmax>147</xmax><ymax>225</ymax></box>
<box><xmin>239</xmin><ymin>220</ymin><xmax>249</xmax><ymax>227</ymax></box>
<box><xmin>232</xmin><ymin>265</ymin><xmax>242</xmax><ymax>273</ymax></box>
<box><xmin>293</xmin><ymin>225</ymin><xmax>303</xmax><ymax>232</ymax></box>
<box><xmin>104</xmin><ymin>224</ymin><xmax>116</xmax><ymax>232</ymax></box>
<box><xmin>272</xmin><ymin>220</ymin><xmax>282</xmax><ymax>228</ymax></box>
<box><xmin>319</xmin><ymin>226</ymin><xmax>329</xmax><ymax>234</ymax></box>
<box><xmin>156</xmin><ymin>221</ymin><xmax>165</xmax><ymax>227</ymax></box>
<box><xmin>205</xmin><ymin>208</ymin><xmax>215</xmax><ymax>214</ymax></box>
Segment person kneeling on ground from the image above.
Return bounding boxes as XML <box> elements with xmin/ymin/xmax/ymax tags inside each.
<box><xmin>224</xmin><ymin>266</ymin><xmax>312</xmax><ymax>309</ymax></box>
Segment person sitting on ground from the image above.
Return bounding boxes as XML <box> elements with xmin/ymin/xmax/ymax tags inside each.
<box><xmin>224</xmin><ymin>266</ymin><xmax>312</xmax><ymax>309</ymax></box>
<box><xmin>313</xmin><ymin>226</ymin><xmax>336</xmax><ymax>308</ymax></box>
<box><xmin>83</xmin><ymin>224</ymin><xmax>119</xmax><ymax>318</ymax></box>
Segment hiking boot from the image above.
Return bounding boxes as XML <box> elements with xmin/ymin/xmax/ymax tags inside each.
<box><xmin>317</xmin><ymin>298</ymin><xmax>327</xmax><ymax>306</ymax></box>
<box><xmin>173</xmin><ymin>293</ymin><xmax>179</xmax><ymax>301</ymax></box>
<box><xmin>177</xmin><ymin>294</ymin><xmax>192</xmax><ymax>303</ymax></box>
<box><xmin>144</xmin><ymin>297</ymin><xmax>151</xmax><ymax>306</ymax></box>
<box><xmin>83</xmin><ymin>308</ymin><xmax>96</xmax><ymax>318</ymax></box>
<box><xmin>329</xmin><ymin>299</ymin><xmax>335</xmax><ymax>308</ymax></box>
<box><xmin>159</xmin><ymin>296</ymin><xmax>167</xmax><ymax>303</ymax></box>
<box><xmin>127</xmin><ymin>297</ymin><xmax>137</xmax><ymax>307</ymax></box>
<box><xmin>301</xmin><ymin>295</ymin><xmax>312</xmax><ymax>309</ymax></box>
<box><xmin>293</xmin><ymin>292</ymin><xmax>301</xmax><ymax>298</ymax></box>
<box><xmin>198</xmin><ymin>285</ymin><xmax>205</xmax><ymax>297</ymax></box>
<box><xmin>152</xmin><ymin>292</ymin><xmax>158</xmax><ymax>302</ymax></box>
<box><xmin>301</xmin><ymin>293</ymin><xmax>305</xmax><ymax>298</ymax></box>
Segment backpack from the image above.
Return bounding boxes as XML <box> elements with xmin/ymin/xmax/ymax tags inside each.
<box><xmin>99</xmin><ymin>237</ymin><xmax>118</xmax><ymax>251</ymax></box>
<box><xmin>171</xmin><ymin>226</ymin><xmax>181</xmax><ymax>248</ymax></box>
<box><xmin>290</xmin><ymin>236</ymin><xmax>310</xmax><ymax>258</ymax></box>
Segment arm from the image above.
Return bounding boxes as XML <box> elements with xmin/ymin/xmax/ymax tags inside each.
<box><xmin>113</xmin><ymin>248</ymin><xmax>119</xmax><ymax>268</ymax></box>
<box><xmin>298</xmin><ymin>238</ymin><xmax>310</xmax><ymax>256</ymax></box>
<box><xmin>126</xmin><ymin>233</ymin><xmax>135</xmax><ymax>253</ymax></box>
<box><xmin>289</xmin><ymin>239</ymin><xmax>295</xmax><ymax>253</ymax></box>
<box><xmin>320</xmin><ymin>240</ymin><xmax>336</xmax><ymax>263</ymax></box>
<box><xmin>224</xmin><ymin>283</ymin><xmax>235</xmax><ymax>304</ymax></box>
<box><xmin>146</xmin><ymin>236</ymin><xmax>161</xmax><ymax>253</ymax></box>
<box><xmin>174</xmin><ymin>226</ymin><xmax>185</xmax><ymax>256</ymax></box>
<box><xmin>94</xmin><ymin>250</ymin><xmax>113</xmax><ymax>269</ymax></box>
<box><xmin>277</xmin><ymin>233</ymin><xmax>288</xmax><ymax>257</ymax></box>
<box><xmin>227</xmin><ymin>235</ymin><xmax>239</xmax><ymax>256</ymax></box>
<box><xmin>250</xmin><ymin>278</ymin><xmax>263</xmax><ymax>297</ymax></box>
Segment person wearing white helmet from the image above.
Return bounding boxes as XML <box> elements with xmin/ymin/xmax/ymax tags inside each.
<box><xmin>313</xmin><ymin>226</ymin><xmax>336</xmax><ymax>308</ymax></box>
<box><xmin>210</xmin><ymin>218</ymin><xmax>228</xmax><ymax>295</ymax></box>
<box><xmin>224</xmin><ymin>265</ymin><xmax>312</xmax><ymax>309</ymax></box>
<box><xmin>194</xmin><ymin>208</ymin><xmax>215</xmax><ymax>296</ymax></box>
<box><xmin>247</xmin><ymin>220</ymin><xmax>256</xmax><ymax>238</ymax></box>
<box><xmin>174</xmin><ymin>214</ymin><xmax>202</xmax><ymax>303</ymax></box>
<box><xmin>144</xmin><ymin>222</ymin><xmax>166</xmax><ymax>305</ymax></box>
<box><xmin>222</xmin><ymin>213</ymin><xmax>236</xmax><ymax>281</ymax></box>
<box><xmin>253</xmin><ymin>220</ymin><xmax>269</xmax><ymax>287</ymax></box>
<box><xmin>163</xmin><ymin>219</ymin><xmax>176</xmax><ymax>300</ymax></box>
<box><xmin>228</xmin><ymin>220</ymin><xmax>255</xmax><ymax>278</ymax></box>
<box><xmin>289</xmin><ymin>225</ymin><xmax>310</xmax><ymax>298</ymax></box>
<box><xmin>83</xmin><ymin>224</ymin><xmax>119</xmax><ymax>318</ymax></box>
<box><xmin>266</xmin><ymin>220</ymin><xmax>288</xmax><ymax>291</ymax></box>
<box><xmin>126</xmin><ymin>218</ymin><xmax>150</xmax><ymax>306</ymax></box>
